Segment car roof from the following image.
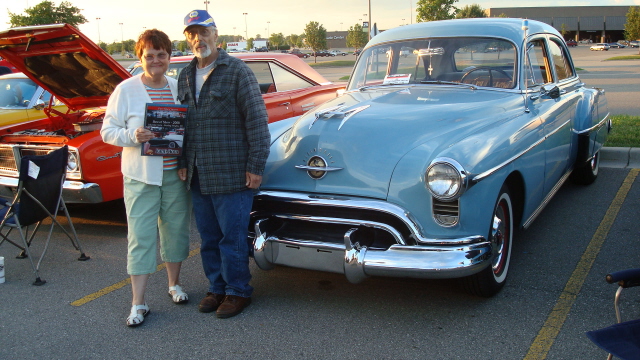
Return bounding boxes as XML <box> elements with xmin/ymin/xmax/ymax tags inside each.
<box><xmin>0</xmin><ymin>72</ymin><xmax>28</xmax><ymax>80</ymax></box>
<box><xmin>168</xmin><ymin>53</ymin><xmax>331</xmax><ymax>85</ymax></box>
<box><xmin>366</xmin><ymin>18</ymin><xmax>560</xmax><ymax>50</ymax></box>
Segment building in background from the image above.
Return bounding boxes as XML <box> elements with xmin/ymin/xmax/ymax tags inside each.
<box><xmin>486</xmin><ymin>6</ymin><xmax>631</xmax><ymax>43</ymax></box>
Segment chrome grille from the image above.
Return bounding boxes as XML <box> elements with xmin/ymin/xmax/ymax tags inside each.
<box><xmin>432</xmin><ymin>198</ymin><xmax>459</xmax><ymax>226</ymax></box>
<box><xmin>19</xmin><ymin>148</ymin><xmax>52</xmax><ymax>157</ymax></box>
<box><xmin>0</xmin><ymin>147</ymin><xmax>17</xmax><ymax>172</ymax></box>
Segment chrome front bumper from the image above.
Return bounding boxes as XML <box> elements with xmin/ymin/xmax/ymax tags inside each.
<box><xmin>252</xmin><ymin>219</ymin><xmax>492</xmax><ymax>283</ymax></box>
<box><xmin>0</xmin><ymin>176</ymin><xmax>103</xmax><ymax>203</ymax></box>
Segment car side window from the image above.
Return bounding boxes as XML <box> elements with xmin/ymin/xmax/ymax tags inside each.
<box><xmin>246</xmin><ymin>61</ymin><xmax>313</xmax><ymax>93</ymax></box>
<box><xmin>548</xmin><ymin>39</ymin><xmax>574</xmax><ymax>81</ymax></box>
<box><xmin>526</xmin><ymin>39</ymin><xmax>552</xmax><ymax>86</ymax></box>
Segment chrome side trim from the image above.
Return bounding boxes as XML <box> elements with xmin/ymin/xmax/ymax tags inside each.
<box><xmin>522</xmin><ymin>168</ymin><xmax>572</xmax><ymax>229</ymax></box>
<box><xmin>254</xmin><ymin>190</ymin><xmax>486</xmax><ymax>245</ymax></box>
<box><xmin>473</xmin><ymin>119</ymin><xmax>571</xmax><ymax>182</ymax></box>
<box><xmin>575</xmin><ymin>112</ymin><xmax>610</xmax><ymax>135</ymax></box>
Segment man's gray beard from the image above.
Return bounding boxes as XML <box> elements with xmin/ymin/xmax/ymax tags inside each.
<box><xmin>195</xmin><ymin>47</ymin><xmax>212</xmax><ymax>59</ymax></box>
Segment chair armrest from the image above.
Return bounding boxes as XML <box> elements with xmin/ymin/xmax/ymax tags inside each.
<box><xmin>606</xmin><ymin>268</ymin><xmax>640</xmax><ymax>288</ymax></box>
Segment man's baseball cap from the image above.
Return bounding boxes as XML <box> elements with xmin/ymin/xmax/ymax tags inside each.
<box><xmin>184</xmin><ymin>10</ymin><xmax>216</xmax><ymax>30</ymax></box>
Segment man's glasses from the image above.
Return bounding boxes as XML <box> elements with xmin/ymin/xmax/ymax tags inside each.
<box><xmin>143</xmin><ymin>53</ymin><xmax>169</xmax><ymax>61</ymax></box>
<box><xmin>185</xmin><ymin>28</ymin><xmax>213</xmax><ymax>40</ymax></box>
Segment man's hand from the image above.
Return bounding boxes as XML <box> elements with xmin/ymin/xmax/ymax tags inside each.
<box><xmin>178</xmin><ymin>168</ymin><xmax>187</xmax><ymax>181</ymax></box>
<box><xmin>245</xmin><ymin>172</ymin><xmax>262</xmax><ymax>189</ymax></box>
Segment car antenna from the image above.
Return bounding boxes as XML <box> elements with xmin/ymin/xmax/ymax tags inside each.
<box><xmin>522</xmin><ymin>19</ymin><xmax>530</xmax><ymax>113</ymax></box>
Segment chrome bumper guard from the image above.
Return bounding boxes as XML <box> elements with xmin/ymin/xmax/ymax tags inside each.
<box><xmin>0</xmin><ymin>176</ymin><xmax>103</xmax><ymax>203</ymax></box>
<box><xmin>253</xmin><ymin>219</ymin><xmax>492</xmax><ymax>283</ymax></box>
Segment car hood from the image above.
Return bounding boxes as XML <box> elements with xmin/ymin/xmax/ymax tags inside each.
<box><xmin>0</xmin><ymin>24</ymin><xmax>130</xmax><ymax>111</ymax></box>
<box><xmin>262</xmin><ymin>86</ymin><xmax>523</xmax><ymax>199</ymax></box>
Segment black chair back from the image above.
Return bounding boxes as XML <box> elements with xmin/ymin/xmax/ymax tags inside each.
<box><xmin>17</xmin><ymin>146</ymin><xmax>68</xmax><ymax>226</ymax></box>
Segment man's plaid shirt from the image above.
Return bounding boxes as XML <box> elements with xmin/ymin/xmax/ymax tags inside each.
<box><xmin>177</xmin><ymin>49</ymin><xmax>270</xmax><ymax>194</ymax></box>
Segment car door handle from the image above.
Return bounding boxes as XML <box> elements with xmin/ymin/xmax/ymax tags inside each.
<box><xmin>279</xmin><ymin>102</ymin><xmax>291</xmax><ymax>106</ymax></box>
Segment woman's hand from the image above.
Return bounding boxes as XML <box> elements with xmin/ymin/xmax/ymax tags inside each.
<box><xmin>134</xmin><ymin>127</ymin><xmax>154</xmax><ymax>143</ymax></box>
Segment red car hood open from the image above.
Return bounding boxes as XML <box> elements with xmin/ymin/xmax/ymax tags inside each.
<box><xmin>0</xmin><ymin>24</ymin><xmax>130</xmax><ymax>111</ymax></box>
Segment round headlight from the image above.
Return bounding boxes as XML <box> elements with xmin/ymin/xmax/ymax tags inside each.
<box><xmin>426</xmin><ymin>159</ymin><xmax>467</xmax><ymax>200</ymax></box>
<box><xmin>67</xmin><ymin>152</ymin><xmax>79</xmax><ymax>172</ymax></box>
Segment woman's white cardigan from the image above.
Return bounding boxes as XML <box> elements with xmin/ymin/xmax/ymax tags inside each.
<box><xmin>100</xmin><ymin>74</ymin><xmax>179</xmax><ymax>186</ymax></box>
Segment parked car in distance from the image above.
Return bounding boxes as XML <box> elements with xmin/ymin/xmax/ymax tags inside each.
<box><xmin>628</xmin><ymin>40</ymin><xmax>639</xmax><ymax>48</ymax></box>
<box><xmin>329</xmin><ymin>50</ymin><xmax>347</xmax><ymax>56</ymax></box>
<box><xmin>171</xmin><ymin>51</ymin><xmax>183</xmax><ymax>56</ymax></box>
<box><xmin>250</xmin><ymin>18</ymin><xmax>610</xmax><ymax>298</ymax></box>
<box><xmin>0</xmin><ymin>72</ymin><xmax>68</xmax><ymax>129</ymax></box>
<box><xmin>0</xmin><ymin>56</ymin><xmax>18</xmax><ymax>73</ymax></box>
<box><xmin>255</xmin><ymin>47</ymin><xmax>268</xmax><ymax>52</ymax></box>
<box><xmin>608</xmin><ymin>42</ymin><xmax>625</xmax><ymax>48</ymax></box>
<box><xmin>311</xmin><ymin>50</ymin><xmax>333</xmax><ymax>57</ymax></box>
<box><xmin>289</xmin><ymin>49</ymin><xmax>309</xmax><ymax>58</ymax></box>
<box><xmin>0</xmin><ymin>24</ymin><xmax>344</xmax><ymax>204</ymax></box>
<box><xmin>565</xmin><ymin>39</ymin><xmax>577</xmax><ymax>47</ymax></box>
<box><xmin>353</xmin><ymin>49</ymin><xmax>361</xmax><ymax>56</ymax></box>
<box><xmin>590</xmin><ymin>43</ymin><xmax>610</xmax><ymax>51</ymax></box>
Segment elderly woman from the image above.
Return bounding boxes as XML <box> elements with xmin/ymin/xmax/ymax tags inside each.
<box><xmin>101</xmin><ymin>29</ymin><xmax>191</xmax><ymax>327</ymax></box>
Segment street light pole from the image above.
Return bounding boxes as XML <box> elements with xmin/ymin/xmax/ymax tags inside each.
<box><xmin>119</xmin><ymin>23</ymin><xmax>124</xmax><ymax>55</ymax></box>
<box><xmin>204</xmin><ymin>1</ymin><xmax>210</xmax><ymax>12</ymax></box>
<box><xmin>96</xmin><ymin>17</ymin><xmax>101</xmax><ymax>44</ymax></box>
<box><xmin>243</xmin><ymin>13</ymin><xmax>248</xmax><ymax>41</ymax></box>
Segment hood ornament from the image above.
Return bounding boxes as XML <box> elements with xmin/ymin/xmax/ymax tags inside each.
<box><xmin>310</xmin><ymin>104</ymin><xmax>370</xmax><ymax>130</ymax></box>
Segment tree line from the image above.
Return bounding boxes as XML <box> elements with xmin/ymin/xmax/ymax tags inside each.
<box><xmin>8</xmin><ymin>0</ymin><xmax>640</xmax><ymax>57</ymax></box>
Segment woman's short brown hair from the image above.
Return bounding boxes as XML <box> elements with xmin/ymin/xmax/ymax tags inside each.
<box><xmin>135</xmin><ymin>29</ymin><xmax>172</xmax><ymax>59</ymax></box>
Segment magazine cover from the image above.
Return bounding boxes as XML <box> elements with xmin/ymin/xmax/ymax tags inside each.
<box><xmin>141</xmin><ymin>103</ymin><xmax>188</xmax><ymax>156</ymax></box>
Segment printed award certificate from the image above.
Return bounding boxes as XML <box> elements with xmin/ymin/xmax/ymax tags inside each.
<box><xmin>141</xmin><ymin>103</ymin><xmax>188</xmax><ymax>156</ymax></box>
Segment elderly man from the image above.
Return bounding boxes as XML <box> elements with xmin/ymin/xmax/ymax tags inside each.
<box><xmin>177</xmin><ymin>9</ymin><xmax>270</xmax><ymax>318</ymax></box>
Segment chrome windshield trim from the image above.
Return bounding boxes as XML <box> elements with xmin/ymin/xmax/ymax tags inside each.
<box><xmin>255</xmin><ymin>190</ymin><xmax>486</xmax><ymax>245</ymax></box>
<box><xmin>473</xmin><ymin>118</ymin><xmax>571</xmax><ymax>182</ymax></box>
<box><xmin>575</xmin><ymin>112</ymin><xmax>610</xmax><ymax>135</ymax></box>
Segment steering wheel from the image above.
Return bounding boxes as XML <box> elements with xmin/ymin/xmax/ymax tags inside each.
<box><xmin>460</xmin><ymin>67</ymin><xmax>512</xmax><ymax>87</ymax></box>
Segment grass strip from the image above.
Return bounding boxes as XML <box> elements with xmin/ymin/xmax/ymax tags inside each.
<box><xmin>605</xmin><ymin>115</ymin><xmax>640</xmax><ymax>147</ymax></box>
<box><xmin>308</xmin><ymin>60</ymin><xmax>356</xmax><ymax>67</ymax></box>
<box><xmin>604</xmin><ymin>55</ymin><xmax>640</xmax><ymax>60</ymax></box>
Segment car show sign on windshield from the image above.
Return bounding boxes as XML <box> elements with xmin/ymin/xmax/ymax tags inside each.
<box><xmin>383</xmin><ymin>74</ymin><xmax>411</xmax><ymax>85</ymax></box>
<box><xmin>142</xmin><ymin>104</ymin><xmax>188</xmax><ymax>156</ymax></box>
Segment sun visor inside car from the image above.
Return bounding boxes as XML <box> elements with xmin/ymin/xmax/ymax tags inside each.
<box><xmin>24</xmin><ymin>52</ymin><xmax>123</xmax><ymax>99</ymax></box>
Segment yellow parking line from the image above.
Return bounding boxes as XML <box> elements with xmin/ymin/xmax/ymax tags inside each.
<box><xmin>71</xmin><ymin>247</ymin><xmax>200</xmax><ymax>307</ymax></box>
<box><xmin>524</xmin><ymin>168</ymin><xmax>639</xmax><ymax>360</ymax></box>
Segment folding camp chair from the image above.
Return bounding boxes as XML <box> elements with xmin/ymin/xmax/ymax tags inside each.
<box><xmin>586</xmin><ymin>268</ymin><xmax>640</xmax><ymax>360</ymax></box>
<box><xmin>0</xmin><ymin>145</ymin><xmax>89</xmax><ymax>285</ymax></box>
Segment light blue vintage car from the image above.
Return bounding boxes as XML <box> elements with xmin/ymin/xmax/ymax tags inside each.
<box><xmin>249</xmin><ymin>18</ymin><xmax>610</xmax><ymax>297</ymax></box>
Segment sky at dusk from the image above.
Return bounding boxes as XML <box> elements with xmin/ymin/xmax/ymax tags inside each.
<box><xmin>2</xmin><ymin>0</ymin><xmax>640</xmax><ymax>45</ymax></box>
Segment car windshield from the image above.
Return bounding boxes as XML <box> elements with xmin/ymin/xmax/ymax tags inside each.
<box><xmin>0</xmin><ymin>78</ymin><xmax>38</xmax><ymax>108</ymax></box>
<box><xmin>347</xmin><ymin>37</ymin><xmax>517</xmax><ymax>91</ymax></box>
<box><xmin>130</xmin><ymin>62</ymin><xmax>189</xmax><ymax>79</ymax></box>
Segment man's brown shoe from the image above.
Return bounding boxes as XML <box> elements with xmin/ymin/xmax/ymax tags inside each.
<box><xmin>198</xmin><ymin>292</ymin><xmax>225</xmax><ymax>313</ymax></box>
<box><xmin>216</xmin><ymin>295</ymin><xmax>251</xmax><ymax>318</ymax></box>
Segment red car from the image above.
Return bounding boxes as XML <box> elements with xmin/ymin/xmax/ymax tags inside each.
<box><xmin>289</xmin><ymin>49</ymin><xmax>309</xmax><ymax>58</ymax></box>
<box><xmin>566</xmin><ymin>39</ymin><xmax>578</xmax><ymax>47</ymax></box>
<box><xmin>0</xmin><ymin>24</ymin><xmax>343</xmax><ymax>204</ymax></box>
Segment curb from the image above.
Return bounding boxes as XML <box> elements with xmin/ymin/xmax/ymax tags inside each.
<box><xmin>600</xmin><ymin>147</ymin><xmax>640</xmax><ymax>169</ymax></box>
